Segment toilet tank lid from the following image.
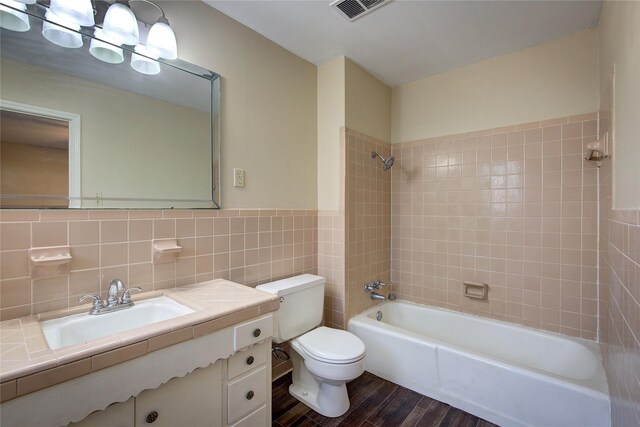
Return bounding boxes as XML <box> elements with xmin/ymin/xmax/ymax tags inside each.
<box><xmin>255</xmin><ymin>274</ymin><xmax>325</xmax><ymax>296</ymax></box>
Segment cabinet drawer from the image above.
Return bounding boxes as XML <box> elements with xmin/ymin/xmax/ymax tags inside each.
<box><xmin>231</xmin><ymin>405</ymin><xmax>267</xmax><ymax>427</ymax></box>
<box><xmin>234</xmin><ymin>315</ymin><xmax>273</xmax><ymax>351</ymax></box>
<box><xmin>228</xmin><ymin>341</ymin><xmax>269</xmax><ymax>380</ymax></box>
<box><xmin>227</xmin><ymin>366</ymin><xmax>267</xmax><ymax>425</ymax></box>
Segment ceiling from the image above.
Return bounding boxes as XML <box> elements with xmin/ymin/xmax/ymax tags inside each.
<box><xmin>204</xmin><ymin>0</ymin><xmax>602</xmax><ymax>87</ymax></box>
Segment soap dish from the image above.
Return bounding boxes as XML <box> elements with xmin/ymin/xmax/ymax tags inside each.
<box><xmin>29</xmin><ymin>246</ymin><xmax>72</xmax><ymax>278</ymax></box>
<box><xmin>153</xmin><ymin>239</ymin><xmax>182</xmax><ymax>264</ymax></box>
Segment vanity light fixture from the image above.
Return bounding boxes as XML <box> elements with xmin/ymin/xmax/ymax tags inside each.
<box><xmin>49</xmin><ymin>0</ymin><xmax>94</xmax><ymax>27</ymax></box>
<box><xmin>89</xmin><ymin>28</ymin><xmax>124</xmax><ymax>64</ymax></box>
<box><xmin>2</xmin><ymin>0</ymin><xmax>179</xmax><ymax>75</ymax></box>
<box><xmin>102</xmin><ymin>0</ymin><xmax>139</xmax><ymax>45</ymax></box>
<box><xmin>42</xmin><ymin>9</ymin><xmax>83</xmax><ymax>48</ymax></box>
<box><xmin>0</xmin><ymin>0</ymin><xmax>30</xmax><ymax>32</ymax></box>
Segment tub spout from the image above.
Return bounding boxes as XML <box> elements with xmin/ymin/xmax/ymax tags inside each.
<box><xmin>369</xmin><ymin>291</ymin><xmax>386</xmax><ymax>301</ymax></box>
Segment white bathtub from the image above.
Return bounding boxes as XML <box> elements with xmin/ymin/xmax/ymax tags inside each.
<box><xmin>348</xmin><ymin>300</ymin><xmax>610</xmax><ymax>427</ymax></box>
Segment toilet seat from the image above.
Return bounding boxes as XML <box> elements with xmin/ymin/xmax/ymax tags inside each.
<box><xmin>297</xmin><ymin>327</ymin><xmax>365</xmax><ymax>364</ymax></box>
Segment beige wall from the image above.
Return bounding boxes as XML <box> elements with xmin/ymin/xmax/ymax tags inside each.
<box><xmin>163</xmin><ymin>2</ymin><xmax>317</xmax><ymax>209</ymax></box>
<box><xmin>598</xmin><ymin>1</ymin><xmax>640</xmax><ymax>209</ymax></box>
<box><xmin>317</xmin><ymin>57</ymin><xmax>391</xmax><ymax>210</ymax></box>
<box><xmin>391</xmin><ymin>29</ymin><xmax>599</xmax><ymax>143</ymax></box>
<box><xmin>345</xmin><ymin>58</ymin><xmax>391</xmax><ymax>143</ymax></box>
<box><xmin>317</xmin><ymin>58</ymin><xmax>346</xmax><ymax>211</ymax></box>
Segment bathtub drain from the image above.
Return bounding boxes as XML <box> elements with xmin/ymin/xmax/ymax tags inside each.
<box><xmin>376</xmin><ymin>311</ymin><xmax>383</xmax><ymax>321</ymax></box>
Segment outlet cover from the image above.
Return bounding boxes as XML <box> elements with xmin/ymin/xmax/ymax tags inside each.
<box><xmin>234</xmin><ymin>168</ymin><xmax>245</xmax><ymax>187</ymax></box>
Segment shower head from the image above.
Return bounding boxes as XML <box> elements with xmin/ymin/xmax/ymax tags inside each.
<box><xmin>371</xmin><ymin>151</ymin><xmax>395</xmax><ymax>171</ymax></box>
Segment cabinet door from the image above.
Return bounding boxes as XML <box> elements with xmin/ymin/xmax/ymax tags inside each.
<box><xmin>135</xmin><ymin>361</ymin><xmax>222</xmax><ymax>427</ymax></box>
<box><xmin>69</xmin><ymin>398</ymin><xmax>134</xmax><ymax>427</ymax></box>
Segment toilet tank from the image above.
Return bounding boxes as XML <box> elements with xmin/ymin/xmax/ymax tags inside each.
<box><xmin>256</xmin><ymin>274</ymin><xmax>325</xmax><ymax>343</ymax></box>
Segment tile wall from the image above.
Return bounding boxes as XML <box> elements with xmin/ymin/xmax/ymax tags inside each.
<box><xmin>598</xmin><ymin>113</ymin><xmax>640</xmax><ymax>426</ymax></box>
<box><xmin>317</xmin><ymin>210</ymin><xmax>346</xmax><ymax>329</ymax></box>
<box><xmin>391</xmin><ymin>113</ymin><xmax>599</xmax><ymax>339</ymax></box>
<box><xmin>344</xmin><ymin>128</ymin><xmax>392</xmax><ymax>320</ymax></box>
<box><xmin>0</xmin><ymin>209</ymin><xmax>317</xmax><ymax>322</ymax></box>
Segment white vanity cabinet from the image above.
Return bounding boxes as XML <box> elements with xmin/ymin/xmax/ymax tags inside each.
<box><xmin>71</xmin><ymin>360</ymin><xmax>224</xmax><ymax>427</ymax></box>
<box><xmin>69</xmin><ymin>399</ymin><xmax>134</xmax><ymax>427</ymax></box>
<box><xmin>135</xmin><ymin>361</ymin><xmax>223</xmax><ymax>427</ymax></box>
<box><xmin>67</xmin><ymin>315</ymin><xmax>273</xmax><ymax>427</ymax></box>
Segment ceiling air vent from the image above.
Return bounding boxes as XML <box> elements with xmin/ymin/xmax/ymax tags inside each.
<box><xmin>331</xmin><ymin>0</ymin><xmax>391</xmax><ymax>22</ymax></box>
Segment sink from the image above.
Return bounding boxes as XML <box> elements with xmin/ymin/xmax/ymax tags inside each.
<box><xmin>41</xmin><ymin>296</ymin><xmax>194</xmax><ymax>350</ymax></box>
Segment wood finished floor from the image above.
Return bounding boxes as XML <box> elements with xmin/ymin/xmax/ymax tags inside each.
<box><xmin>272</xmin><ymin>372</ymin><xmax>499</xmax><ymax>427</ymax></box>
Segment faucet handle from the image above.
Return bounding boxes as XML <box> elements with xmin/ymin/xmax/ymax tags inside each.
<box><xmin>121</xmin><ymin>287</ymin><xmax>142</xmax><ymax>304</ymax></box>
<box><xmin>375</xmin><ymin>280</ymin><xmax>388</xmax><ymax>287</ymax></box>
<box><xmin>79</xmin><ymin>294</ymin><xmax>104</xmax><ymax>309</ymax></box>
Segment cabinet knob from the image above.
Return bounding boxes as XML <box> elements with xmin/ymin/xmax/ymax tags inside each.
<box><xmin>246</xmin><ymin>390</ymin><xmax>254</xmax><ymax>400</ymax></box>
<box><xmin>145</xmin><ymin>411</ymin><xmax>159</xmax><ymax>423</ymax></box>
<box><xmin>246</xmin><ymin>356</ymin><xmax>255</xmax><ymax>365</ymax></box>
<box><xmin>253</xmin><ymin>328</ymin><xmax>261</xmax><ymax>337</ymax></box>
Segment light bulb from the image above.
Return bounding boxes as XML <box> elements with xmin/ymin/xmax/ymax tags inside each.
<box><xmin>42</xmin><ymin>9</ymin><xmax>83</xmax><ymax>49</ymax></box>
<box><xmin>130</xmin><ymin>44</ymin><xmax>160</xmax><ymax>75</ymax></box>
<box><xmin>89</xmin><ymin>28</ymin><xmax>124</xmax><ymax>64</ymax></box>
<box><xmin>147</xmin><ymin>19</ymin><xmax>177</xmax><ymax>60</ymax></box>
<box><xmin>49</xmin><ymin>0</ymin><xmax>94</xmax><ymax>27</ymax></box>
<box><xmin>102</xmin><ymin>2</ymin><xmax>139</xmax><ymax>46</ymax></box>
<box><xmin>0</xmin><ymin>0</ymin><xmax>30</xmax><ymax>32</ymax></box>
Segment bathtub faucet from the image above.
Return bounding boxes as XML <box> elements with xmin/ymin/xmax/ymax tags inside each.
<box><xmin>364</xmin><ymin>280</ymin><xmax>387</xmax><ymax>300</ymax></box>
<box><xmin>369</xmin><ymin>291</ymin><xmax>386</xmax><ymax>301</ymax></box>
<box><xmin>364</xmin><ymin>280</ymin><xmax>387</xmax><ymax>292</ymax></box>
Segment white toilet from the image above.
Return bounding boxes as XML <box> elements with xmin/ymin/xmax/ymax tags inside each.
<box><xmin>256</xmin><ymin>274</ymin><xmax>365</xmax><ymax>417</ymax></box>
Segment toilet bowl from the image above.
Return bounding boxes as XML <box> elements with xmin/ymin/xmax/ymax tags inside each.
<box><xmin>255</xmin><ymin>274</ymin><xmax>367</xmax><ymax>418</ymax></box>
<box><xmin>289</xmin><ymin>327</ymin><xmax>365</xmax><ymax>417</ymax></box>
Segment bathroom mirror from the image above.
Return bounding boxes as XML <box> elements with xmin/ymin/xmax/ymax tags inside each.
<box><xmin>0</xmin><ymin>2</ymin><xmax>221</xmax><ymax>209</ymax></box>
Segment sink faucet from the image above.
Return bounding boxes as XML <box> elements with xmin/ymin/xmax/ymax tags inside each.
<box><xmin>107</xmin><ymin>279</ymin><xmax>125</xmax><ymax>307</ymax></box>
<box><xmin>79</xmin><ymin>279</ymin><xmax>142</xmax><ymax>315</ymax></box>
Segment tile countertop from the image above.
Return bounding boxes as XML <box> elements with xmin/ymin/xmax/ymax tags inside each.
<box><xmin>0</xmin><ymin>279</ymin><xmax>278</xmax><ymax>402</ymax></box>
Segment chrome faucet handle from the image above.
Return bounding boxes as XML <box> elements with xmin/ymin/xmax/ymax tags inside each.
<box><xmin>121</xmin><ymin>287</ymin><xmax>142</xmax><ymax>304</ymax></box>
<box><xmin>107</xmin><ymin>279</ymin><xmax>125</xmax><ymax>306</ymax></box>
<box><xmin>79</xmin><ymin>294</ymin><xmax>104</xmax><ymax>309</ymax></box>
<box><xmin>375</xmin><ymin>280</ymin><xmax>388</xmax><ymax>287</ymax></box>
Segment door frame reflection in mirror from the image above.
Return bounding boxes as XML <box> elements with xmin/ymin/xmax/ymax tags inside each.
<box><xmin>1</xmin><ymin>99</ymin><xmax>81</xmax><ymax>208</ymax></box>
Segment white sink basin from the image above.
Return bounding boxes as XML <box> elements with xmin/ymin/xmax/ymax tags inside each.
<box><xmin>41</xmin><ymin>297</ymin><xmax>194</xmax><ymax>350</ymax></box>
